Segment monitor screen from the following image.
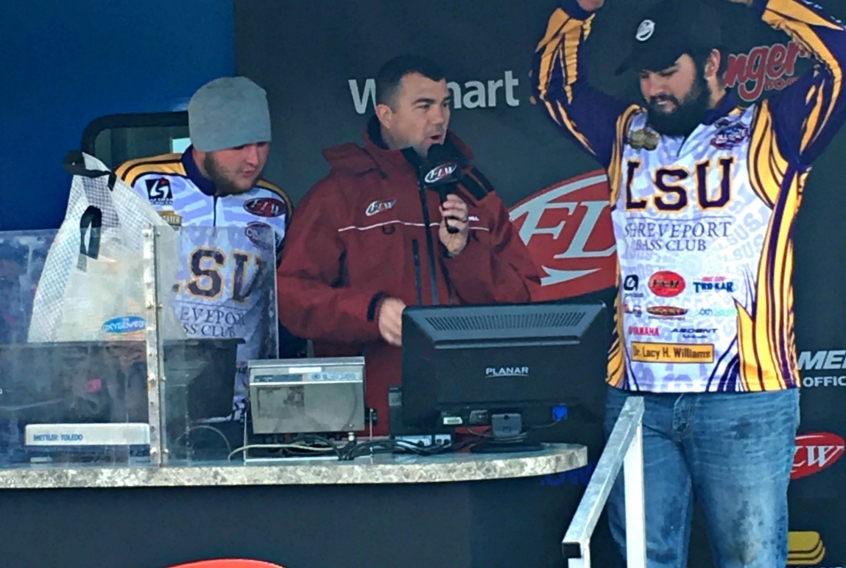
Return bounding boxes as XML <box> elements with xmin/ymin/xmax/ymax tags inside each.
<box><xmin>400</xmin><ymin>301</ymin><xmax>608</xmax><ymax>439</ymax></box>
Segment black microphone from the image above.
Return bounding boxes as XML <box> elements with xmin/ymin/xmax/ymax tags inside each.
<box><xmin>420</xmin><ymin>143</ymin><xmax>463</xmax><ymax>234</ymax></box>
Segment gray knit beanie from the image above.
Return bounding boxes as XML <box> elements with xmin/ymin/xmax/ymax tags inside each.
<box><xmin>188</xmin><ymin>77</ymin><xmax>272</xmax><ymax>152</ymax></box>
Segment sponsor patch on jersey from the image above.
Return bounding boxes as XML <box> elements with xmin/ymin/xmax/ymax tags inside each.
<box><xmin>693</xmin><ymin>276</ymin><xmax>735</xmax><ymax>293</ymax></box>
<box><xmin>628</xmin><ymin>128</ymin><xmax>659</xmax><ymax>151</ymax></box>
<box><xmin>632</xmin><ymin>342</ymin><xmax>714</xmax><ymax>363</ymax></box>
<box><xmin>365</xmin><ymin>199</ymin><xmax>396</xmax><ymax>217</ymax></box>
<box><xmin>625</xmin><ymin>303</ymin><xmax>643</xmax><ymax>316</ymax></box>
<box><xmin>672</xmin><ymin>327</ymin><xmax>717</xmax><ymax>339</ymax></box>
<box><xmin>245</xmin><ymin>221</ymin><xmax>274</xmax><ymax>252</ymax></box>
<box><xmin>623</xmin><ymin>274</ymin><xmax>639</xmax><ymax>291</ymax></box>
<box><xmin>145</xmin><ymin>178</ymin><xmax>173</xmax><ymax>206</ymax></box>
<box><xmin>157</xmin><ymin>210</ymin><xmax>182</xmax><ymax>227</ymax></box>
<box><xmin>647</xmin><ymin>305</ymin><xmax>688</xmax><ymax>318</ymax></box>
<box><xmin>628</xmin><ymin>325</ymin><xmax>659</xmax><ymax>337</ymax></box>
<box><xmin>649</xmin><ymin>270</ymin><xmax>685</xmax><ymax>297</ymax></box>
<box><xmin>244</xmin><ymin>197</ymin><xmax>286</xmax><ymax>218</ymax></box>
<box><xmin>698</xmin><ymin>307</ymin><xmax>736</xmax><ymax>317</ymax></box>
<box><xmin>711</xmin><ymin>122</ymin><xmax>749</xmax><ymax>150</ymax></box>
<box><xmin>623</xmin><ymin>274</ymin><xmax>645</xmax><ymax>298</ymax></box>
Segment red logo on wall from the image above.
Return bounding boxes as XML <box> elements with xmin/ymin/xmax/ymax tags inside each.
<box><xmin>509</xmin><ymin>170</ymin><xmax>616</xmax><ymax>300</ymax></box>
<box><xmin>792</xmin><ymin>432</ymin><xmax>845</xmax><ymax>480</ymax></box>
<box><xmin>649</xmin><ymin>271</ymin><xmax>685</xmax><ymax>298</ymax></box>
<box><xmin>726</xmin><ymin>41</ymin><xmax>810</xmax><ymax>103</ymax></box>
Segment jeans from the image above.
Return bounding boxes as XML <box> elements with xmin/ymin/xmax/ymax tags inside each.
<box><xmin>604</xmin><ymin>385</ymin><xmax>800</xmax><ymax>568</ymax></box>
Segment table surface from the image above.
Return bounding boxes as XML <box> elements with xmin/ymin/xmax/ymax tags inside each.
<box><xmin>0</xmin><ymin>442</ymin><xmax>587</xmax><ymax>489</ymax></box>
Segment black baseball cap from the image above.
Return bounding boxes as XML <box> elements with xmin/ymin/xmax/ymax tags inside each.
<box><xmin>615</xmin><ymin>0</ymin><xmax>723</xmax><ymax>75</ymax></box>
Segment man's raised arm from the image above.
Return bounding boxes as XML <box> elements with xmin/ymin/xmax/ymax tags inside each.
<box><xmin>533</xmin><ymin>0</ymin><xmax>640</xmax><ymax>170</ymax></box>
<box><xmin>750</xmin><ymin>0</ymin><xmax>846</xmax><ymax>166</ymax></box>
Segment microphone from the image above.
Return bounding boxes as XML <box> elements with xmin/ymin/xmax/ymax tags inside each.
<box><xmin>420</xmin><ymin>143</ymin><xmax>463</xmax><ymax>234</ymax></box>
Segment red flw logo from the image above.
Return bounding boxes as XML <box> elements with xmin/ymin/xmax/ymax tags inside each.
<box><xmin>509</xmin><ymin>170</ymin><xmax>616</xmax><ymax>300</ymax></box>
<box><xmin>792</xmin><ymin>432</ymin><xmax>845</xmax><ymax>480</ymax></box>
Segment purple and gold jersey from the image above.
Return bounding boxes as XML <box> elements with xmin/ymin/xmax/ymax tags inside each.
<box><xmin>534</xmin><ymin>0</ymin><xmax>846</xmax><ymax>392</ymax></box>
<box><xmin>116</xmin><ymin>149</ymin><xmax>292</xmax><ymax>414</ymax></box>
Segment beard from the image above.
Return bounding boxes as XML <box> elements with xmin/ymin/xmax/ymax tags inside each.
<box><xmin>646</xmin><ymin>73</ymin><xmax>712</xmax><ymax>138</ymax></box>
<box><xmin>203</xmin><ymin>153</ymin><xmax>261</xmax><ymax>196</ymax></box>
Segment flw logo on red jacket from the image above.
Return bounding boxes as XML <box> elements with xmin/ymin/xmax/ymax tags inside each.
<box><xmin>791</xmin><ymin>432</ymin><xmax>845</xmax><ymax>480</ymax></box>
<box><xmin>365</xmin><ymin>199</ymin><xmax>396</xmax><ymax>216</ymax></box>
<box><xmin>508</xmin><ymin>170</ymin><xmax>616</xmax><ymax>300</ymax></box>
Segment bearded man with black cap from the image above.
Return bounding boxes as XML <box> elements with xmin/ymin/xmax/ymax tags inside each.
<box><xmin>116</xmin><ymin>76</ymin><xmax>304</xmax><ymax>424</ymax></box>
<box><xmin>533</xmin><ymin>0</ymin><xmax>846</xmax><ymax>566</ymax></box>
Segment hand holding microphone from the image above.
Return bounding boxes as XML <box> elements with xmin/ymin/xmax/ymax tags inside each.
<box><xmin>419</xmin><ymin>143</ymin><xmax>470</xmax><ymax>255</ymax></box>
<box><xmin>421</xmin><ymin>143</ymin><xmax>464</xmax><ymax>233</ymax></box>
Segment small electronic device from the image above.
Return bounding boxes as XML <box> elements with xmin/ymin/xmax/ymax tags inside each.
<box><xmin>247</xmin><ymin>357</ymin><xmax>366</xmax><ymax>435</ymax></box>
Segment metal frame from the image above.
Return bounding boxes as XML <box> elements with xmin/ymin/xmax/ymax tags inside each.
<box><xmin>562</xmin><ymin>396</ymin><xmax>646</xmax><ymax>568</ymax></box>
<box><xmin>142</xmin><ymin>228</ymin><xmax>166</xmax><ymax>465</ymax></box>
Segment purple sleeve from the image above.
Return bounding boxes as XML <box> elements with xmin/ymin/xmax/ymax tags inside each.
<box><xmin>532</xmin><ymin>0</ymin><xmax>636</xmax><ymax>169</ymax></box>
<box><xmin>756</xmin><ymin>0</ymin><xmax>846</xmax><ymax>165</ymax></box>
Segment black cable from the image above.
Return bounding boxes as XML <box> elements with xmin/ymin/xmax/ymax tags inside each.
<box><xmin>288</xmin><ymin>433</ymin><xmax>345</xmax><ymax>459</ymax></box>
<box><xmin>339</xmin><ymin>438</ymin><xmax>457</xmax><ymax>461</ymax></box>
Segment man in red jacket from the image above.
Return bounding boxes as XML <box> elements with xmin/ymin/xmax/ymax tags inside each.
<box><xmin>277</xmin><ymin>54</ymin><xmax>541</xmax><ymax>436</ymax></box>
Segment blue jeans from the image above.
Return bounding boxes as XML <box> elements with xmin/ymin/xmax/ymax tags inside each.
<box><xmin>604</xmin><ymin>386</ymin><xmax>800</xmax><ymax>568</ymax></box>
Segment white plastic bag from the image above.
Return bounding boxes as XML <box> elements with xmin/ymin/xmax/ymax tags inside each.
<box><xmin>28</xmin><ymin>151</ymin><xmax>184</xmax><ymax>343</ymax></box>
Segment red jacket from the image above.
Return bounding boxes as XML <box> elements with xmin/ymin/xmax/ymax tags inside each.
<box><xmin>276</xmin><ymin>118</ymin><xmax>541</xmax><ymax>436</ymax></box>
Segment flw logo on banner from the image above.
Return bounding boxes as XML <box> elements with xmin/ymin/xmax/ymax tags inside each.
<box><xmin>509</xmin><ymin>170</ymin><xmax>616</xmax><ymax>300</ymax></box>
<box><xmin>791</xmin><ymin>432</ymin><xmax>846</xmax><ymax>480</ymax></box>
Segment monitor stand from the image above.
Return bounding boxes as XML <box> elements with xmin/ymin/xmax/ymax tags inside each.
<box><xmin>468</xmin><ymin>413</ymin><xmax>544</xmax><ymax>454</ymax></box>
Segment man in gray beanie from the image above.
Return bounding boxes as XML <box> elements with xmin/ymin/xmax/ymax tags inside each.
<box><xmin>186</xmin><ymin>76</ymin><xmax>273</xmax><ymax>195</ymax></box>
<box><xmin>117</xmin><ymin>75</ymin><xmax>284</xmax><ymax>220</ymax></box>
<box><xmin>116</xmin><ymin>76</ymin><xmax>305</xmax><ymax>434</ymax></box>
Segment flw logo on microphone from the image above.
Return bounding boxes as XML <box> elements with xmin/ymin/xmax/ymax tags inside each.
<box><xmin>424</xmin><ymin>163</ymin><xmax>458</xmax><ymax>185</ymax></box>
<box><xmin>509</xmin><ymin>170</ymin><xmax>616</xmax><ymax>299</ymax></box>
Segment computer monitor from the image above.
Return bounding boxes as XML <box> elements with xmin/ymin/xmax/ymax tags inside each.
<box><xmin>400</xmin><ymin>301</ymin><xmax>608</xmax><ymax>452</ymax></box>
